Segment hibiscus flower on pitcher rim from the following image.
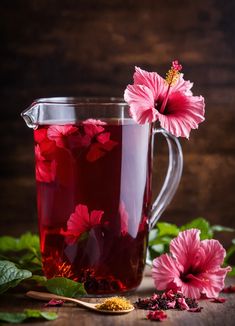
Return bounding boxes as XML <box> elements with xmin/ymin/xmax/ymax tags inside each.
<box><xmin>124</xmin><ymin>60</ymin><xmax>205</xmax><ymax>138</ymax></box>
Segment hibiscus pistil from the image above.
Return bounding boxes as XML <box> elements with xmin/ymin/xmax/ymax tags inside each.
<box><xmin>159</xmin><ymin>60</ymin><xmax>182</xmax><ymax>114</ymax></box>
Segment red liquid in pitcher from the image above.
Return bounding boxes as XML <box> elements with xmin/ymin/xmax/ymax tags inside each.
<box><xmin>34</xmin><ymin>119</ymin><xmax>152</xmax><ymax>294</ymax></box>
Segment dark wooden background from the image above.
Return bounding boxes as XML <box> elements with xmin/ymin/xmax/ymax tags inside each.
<box><xmin>0</xmin><ymin>0</ymin><xmax>235</xmax><ymax>248</ymax></box>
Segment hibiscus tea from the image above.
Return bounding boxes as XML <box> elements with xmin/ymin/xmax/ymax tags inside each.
<box><xmin>34</xmin><ymin>119</ymin><xmax>152</xmax><ymax>295</ymax></box>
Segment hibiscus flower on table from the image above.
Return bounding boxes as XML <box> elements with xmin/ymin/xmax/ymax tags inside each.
<box><xmin>124</xmin><ymin>61</ymin><xmax>205</xmax><ymax>138</ymax></box>
<box><xmin>152</xmin><ymin>229</ymin><xmax>231</xmax><ymax>299</ymax></box>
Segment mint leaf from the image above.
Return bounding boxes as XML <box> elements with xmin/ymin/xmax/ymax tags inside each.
<box><xmin>24</xmin><ymin>309</ymin><xmax>57</xmax><ymax>320</ymax></box>
<box><xmin>44</xmin><ymin>277</ymin><xmax>86</xmax><ymax>297</ymax></box>
<box><xmin>157</xmin><ymin>222</ymin><xmax>179</xmax><ymax>237</ymax></box>
<box><xmin>0</xmin><ymin>260</ymin><xmax>32</xmax><ymax>293</ymax></box>
<box><xmin>0</xmin><ymin>233</ymin><xmax>41</xmax><ymax>273</ymax></box>
<box><xmin>30</xmin><ymin>275</ymin><xmax>47</xmax><ymax>284</ymax></box>
<box><xmin>0</xmin><ymin>312</ymin><xmax>26</xmax><ymax>323</ymax></box>
<box><xmin>0</xmin><ymin>233</ymin><xmax>40</xmax><ymax>254</ymax></box>
<box><xmin>180</xmin><ymin>217</ymin><xmax>213</xmax><ymax>240</ymax></box>
<box><xmin>0</xmin><ymin>310</ymin><xmax>58</xmax><ymax>323</ymax></box>
<box><xmin>0</xmin><ymin>236</ymin><xmax>18</xmax><ymax>252</ymax></box>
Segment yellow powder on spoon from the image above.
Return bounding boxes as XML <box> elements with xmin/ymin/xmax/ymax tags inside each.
<box><xmin>95</xmin><ymin>297</ymin><xmax>134</xmax><ymax>311</ymax></box>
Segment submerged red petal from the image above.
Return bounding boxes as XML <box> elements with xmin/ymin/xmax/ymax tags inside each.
<box><xmin>35</xmin><ymin>145</ymin><xmax>57</xmax><ymax>183</ymax></box>
<box><xmin>67</xmin><ymin>204</ymin><xmax>104</xmax><ymax>241</ymax></box>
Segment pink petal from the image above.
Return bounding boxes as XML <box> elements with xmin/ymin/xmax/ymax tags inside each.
<box><xmin>47</xmin><ymin>125</ymin><xmax>78</xmax><ymax>147</ymax></box>
<box><xmin>101</xmin><ymin>140</ymin><xmax>118</xmax><ymax>151</ymax></box>
<box><xmin>83</xmin><ymin>123</ymin><xmax>104</xmax><ymax>138</ymax></box>
<box><xmin>152</xmin><ymin>254</ymin><xmax>182</xmax><ymax>291</ymax></box>
<box><xmin>96</xmin><ymin>132</ymin><xmax>110</xmax><ymax>144</ymax></box>
<box><xmin>171</xmin><ymin>74</ymin><xmax>193</xmax><ymax>95</ymax></box>
<box><xmin>200</xmin><ymin>267</ymin><xmax>231</xmax><ymax>298</ymax></box>
<box><xmin>44</xmin><ymin>299</ymin><xmax>64</xmax><ymax>307</ymax></box>
<box><xmin>39</xmin><ymin>139</ymin><xmax>57</xmax><ymax>159</ymax></box>
<box><xmin>146</xmin><ymin>310</ymin><xmax>167</xmax><ymax>321</ymax></box>
<box><xmin>199</xmin><ymin>239</ymin><xmax>226</xmax><ymax>272</ymax></box>
<box><xmin>83</xmin><ymin>119</ymin><xmax>106</xmax><ymax>125</ymax></box>
<box><xmin>86</xmin><ymin>143</ymin><xmax>106</xmax><ymax>162</ymax></box>
<box><xmin>170</xmin><ymin>229</ymin><xmax>201</xmax><ymax>272</ymax></box>
<box><xmin>167</xmin><ymin>300</ymin><xmax>176</xmax><ymax>308</ymax></box>
<box><xmin>156</xmin><ymin>92</ymin><xmax>205</xmax><ymax>138</ymax></box>
<box><xmin>67</xmin><ymin>204</ymin><xmax>90</xmax><ymax>236</ymax></box>
<box><xmin>90</xmin><ymin>210</ymin><xmax>104</xmax><ymax>226</ymax></box>
<box><xmin>34</xmin><ymin>129</ymin><xmax>48</xmax><ymax>143</ymax></box>
<box><xmin>133</xmin><ymin>66</ymin><xmax>166</xmax><ymax>100</ymax></box>
<box><xmin>180</xmin><ymin>274</ymin><xmax>206</xmax><ymax>299</ymax></box>
<box><xmin>124</xmin><ymin>84</ymin><xmax>157</xmax><ymax>124</ymax></box>
<box><xmin>68</xmin><ymin>133</ymin><xmax>91</xmax><ymax>148</ymax></box>
<box><xmin>35</xmin><ymin>145</ymin><xmax>56</xmax><ymax>183</ymax></box>
<box><xmin>177</xmin><ymin>297</ymin><xmax>189</xmax><ymax>310</ymax></box>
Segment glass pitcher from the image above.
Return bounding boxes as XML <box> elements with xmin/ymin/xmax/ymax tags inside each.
<box><xmin>21</xmin><ymin>97</ymin><xmax>183</xmax><ymax>295</ymax></box>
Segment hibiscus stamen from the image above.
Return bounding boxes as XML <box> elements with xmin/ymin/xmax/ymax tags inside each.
<box><xmin>159</xmin><ymin>60</ymin><xmax>182</xmax><ymax>114</ymax></box>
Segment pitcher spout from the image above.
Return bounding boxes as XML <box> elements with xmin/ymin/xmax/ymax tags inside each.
<box><xmin>21</xmin><ymin>102</ymin><xmax>39</xmax><ymax>129</ymax></box>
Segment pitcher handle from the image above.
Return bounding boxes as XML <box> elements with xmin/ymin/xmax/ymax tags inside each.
<box><xmin>149</xmin><ymin>128</ymin><xmax>183</xmax><ymax>230</ymax></box>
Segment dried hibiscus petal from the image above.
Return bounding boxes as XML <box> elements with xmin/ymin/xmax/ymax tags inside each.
<box><xmin>211</xmin><ymin>297</ymin><xmax>226</xmax><ymax>303</ymax></box>
<box><xmin>188</xmin><ymin>307</ymin><xmax>203</xmax><ymax>312</ymax></box>
<box><xmin>44</xmin><ymin>299</ymin><xmax>64</xmax><ymax>307</ymax></box>
<box><xmin>146</xmin><ymin>310</ymin><xmax>167</xmax><ymax>321</ymax></box>
<box><xmin>222</xmin><ymin>285</ymin><xmax>235</xmax><ymax>293</ymax></box>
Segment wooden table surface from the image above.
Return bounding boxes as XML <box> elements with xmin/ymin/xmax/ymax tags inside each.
<box><xmin>0</xmin><ymin>274</ymin><xmax>234</xmax><ymax>326</ymax></box>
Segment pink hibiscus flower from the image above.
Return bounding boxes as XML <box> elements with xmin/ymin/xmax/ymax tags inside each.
<box><xmin>124</xmin><ymin>61</ymin><xmax>205</xmax><ymax>138</ymax></box>
<box><xmin>152</xmin><ymin>229</ymin><xmax>231</xmax><ymax>299</ymax></box>
<box><xmin>82</xmin><ymin>120</ymin><xmax>118</xmax><ymax>162</ymax></box>
<box><xmin>67</xmin><ymin>204</ymin><xmax>104</xmax><ymax>243</ymax></box>
<box><xmin>47</xmin><ymin>125</ymin><xmax>79</xmax><ymax>148</ymax></box>
<box><xmin>35</xmin><ymin>145</ymin><xmax>56</xmax><ymax>182</ymax></box>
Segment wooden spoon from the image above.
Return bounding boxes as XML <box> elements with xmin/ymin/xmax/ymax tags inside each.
<box><xmin>26</xmin><ymin>291</ymin><xmax>134</xmax><ymax>314</ymax></box>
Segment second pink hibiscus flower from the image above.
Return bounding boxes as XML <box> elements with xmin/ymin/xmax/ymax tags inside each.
<box><xmin>124</xmin><ymin>61</ymin><xmax>205</xmax><ymax>138</ymax></box>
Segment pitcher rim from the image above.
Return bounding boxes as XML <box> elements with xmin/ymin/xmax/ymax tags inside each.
<box><xmin>33</xmin><ymin>97</ymin><xmax>129</xmax><ymax>106</ymax></box>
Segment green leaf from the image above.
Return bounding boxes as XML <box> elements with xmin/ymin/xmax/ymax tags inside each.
<box><xmin>211</xmin><ymin>225</ymin><xmax>235</xmax><ymax>233</ymax></box>
<box><xmin>0</xmin><ymin>233</ymin><xmax>40</xmax><ymax>254</ymax></box>
<box><xmin>157</xmin><ymin>222</ymin><xmax>179</xmax><ymax>237</ymax></box>
<box><xmin>0</xmin><ymin>260</ymin><xmax>32</xmax><ymax>293</ymax></box>
<box><xmin>180</xmin><ymin>217</ymin><xmax>213</xmax><ymax>240</ymax></box>
<box><xmin>0</xmin><ymin>312</ymin><xmax>26</xmax><ymax>323</ymax></box>
<box><xmin>228</xmin><ymin>266</ymin><xmax>235</xmax><ymax>276</ymax></box>
<box><xmin>0</xmin><ymin>236</ymin><xmax>18</xmax><ymax>252</ymax></box>
<box><xmin>148</xmin><ymin>229</ymin><xmax>158</xmax><ymax>244</ymax></box>
<box><xmin>30</xmin><ymin>275</ymin><xmax>47</xmax><ymax>284</ymax></box>
<box><xmin>151</xmin><ymin>244</ymin><xmax>165</xmax><ymax>254</ymax></box>
<box><xmin>224</xmin><ymin>244</ymin><xmax>235</xmax><ymax>263</ymax></box>
<box><xmin>0</xmin><ymin>310</ymin><xmax>58</xmax><ymax>323</ymax></box>
<box><xmin>24</xmin><ymin>309</ymin><xmax>57</xmax><ymax>321</ymax></box>
<box><xmin>44</xmin><ymin>277</ymin><xmax>87</xmax><ymax>297</ymax></box>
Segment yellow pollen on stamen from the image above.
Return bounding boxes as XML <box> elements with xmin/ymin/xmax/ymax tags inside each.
<box><xmin>159</xmin><ymin>60</ymin><xmax>183</xmax><ymax>114</ymax></box>
<box><xmin>165</xmin><ymin>67</ymin><xmax>181</xmax><ymax>86</ymax></box>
